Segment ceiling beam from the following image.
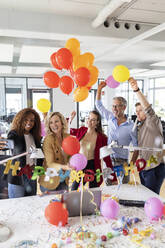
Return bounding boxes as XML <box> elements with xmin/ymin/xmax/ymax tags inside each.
<box><xmin>92</xmin><ymin>0</ymin><xmax>133</xmax><ymax>28</ymax></box>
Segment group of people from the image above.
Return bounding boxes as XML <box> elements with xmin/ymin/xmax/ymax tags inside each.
<box><xmin>0</xmin><ymin>77</ymin><xmax>164</xmax><ymax>199</ymax></box>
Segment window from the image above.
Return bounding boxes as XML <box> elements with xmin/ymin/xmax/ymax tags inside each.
<box><xmin>149</xmin><ymin>77</ymin><xmax>165</xmax><ymax>120</ymax></box>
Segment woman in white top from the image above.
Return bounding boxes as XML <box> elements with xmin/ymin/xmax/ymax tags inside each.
<box><xmin>7</xmin><ymin>108</ymin><xmax>42</xmax><ymax>198</ymax></box>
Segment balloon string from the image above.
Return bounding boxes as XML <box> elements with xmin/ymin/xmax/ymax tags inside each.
<box><xmin>80</xmin><ymin>177</ymin><xmax>84</xmax><ymax>229</ymax></box>
<box><xmin>85</xmin><ymin>185</ymin><xmax>99</xmax><ymax>215</ymax></box>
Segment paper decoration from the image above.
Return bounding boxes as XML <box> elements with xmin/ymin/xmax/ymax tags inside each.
<box><xmin>58</xmin><ymin>169</ymin><xmax>70</xmax><ymax>183</ymax></box>
<box><xmin>4</xmin><ymin>160</ymin><xmax>20</xmax><ymax>176</ymax></box>
<box><xmin>84</xmin><ymin>169</ymin><xmax>95</xmax><ymax>182</ymax></box>
<box><xmin>44</xmin><ymin>168</ymin><xmax>59</xmax><ymax>181</ymax></box>
<box><xmin>31</xmin><ymin>166</ymin><xmax>45</xmax><ymax>180</ymax></box>
<box><xmin>70</xmin><ymin>170</ymin><xmax>84</xmax><ymax>183</ymax></box>
<box><xmin>18</xmin><ymin>164</ymin><xmax>33</xmax><ymax>179</ymax></box>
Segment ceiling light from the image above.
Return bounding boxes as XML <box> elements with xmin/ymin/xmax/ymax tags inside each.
<box><xmin>92</xmin><ymin>0</ymin><xmax>132</xmax><ymax>28</ymax></box>
<box><xmin>114</xmin><ymin>21</ymin><xmax>120</xmax><ymax>28</ymax></box>
<box><xmin>104</xmin><ymin>19</ymin><xmax>110</xmax><ymax>28</ymax></box>
<box><xmin>135</xmin><ymin>24</ymin><xmax>141</xmax><ymax>30</ymax></box>
<box><xmin>124</xmin><ymin>23</ymin><xmax>130</xmax><ymax>29</ymax></box>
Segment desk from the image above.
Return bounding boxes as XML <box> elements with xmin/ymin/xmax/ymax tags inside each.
<box><xmin>0</xmin><ymin>185</ymin><xmax>165</xmax><ymax>248</ymax></box>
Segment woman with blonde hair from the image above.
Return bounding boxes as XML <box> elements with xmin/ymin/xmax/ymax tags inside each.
<box><xmin>39</xmin><ymin>112</ymin><xmax>71</xmax><ymax>192</ymax></box>
<box><xmin>7</xmin><ymin>108</ymin><xmax>42</xmax><ymax>198</ymax></box>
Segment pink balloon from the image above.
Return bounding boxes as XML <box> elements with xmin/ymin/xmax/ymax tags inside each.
<box><xmin>70</xmin><ymin>153</ymin><xmax>87</xmax><ymax>171</ymax></box>
<box><xmin>144</xmin><ymin>197</ymin><xmax>164</xmax><ymax>221</ymax></box>
<box><xmin>106</xmin><ymin>75</ymin><xmax>120</xmax><ymax>88</ymax></box>
<box><xmin>100</xmin><ymin>199</ymin><xmax>119</xmax><ymax>219</ymax></box>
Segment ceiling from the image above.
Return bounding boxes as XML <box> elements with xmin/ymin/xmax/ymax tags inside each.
<box><xmin>0</xmin><ymin>0</ymin><xmax>165</xmax><ymax>78</ymax></box>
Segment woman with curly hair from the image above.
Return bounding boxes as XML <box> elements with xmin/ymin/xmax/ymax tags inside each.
<box><xmin>7</xmin><ymin>108</ymin><xmax>42</xmax><ymax>198</ymax></box>
<box><xmin>39</xmin><ymin>112</ymin><xmax>71</xmax><ymax>193</ymax></box>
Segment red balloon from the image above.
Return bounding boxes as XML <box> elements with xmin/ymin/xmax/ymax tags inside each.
<box><xmin>74</xmin><ymin>67</ymin><xmax>90</xmax><ymax>87</ymax></box>
<box><xmin>43</xmin><ymin>71</ymin><xmax>60</xmax><ymax>88</ymax></box>
<box><xmin>59</xmin><ymin>76</ymin><xmax>74</xmax><ymax>95</ymax></box>
<box><xmin>45</xmin><ymin>202</ymin><xmax>68</xmax><ymax>226</ymax></box>
<box><xmin>50</xmin><ymin>52</ymin><xmax>61</xmax><ymax>70</ymax></box>
<box><xmin>62</xmin><ymin>136</ymin><xmax>80</xmax><ymax>155</ymax></box>
<box><xmin>56</xmin><ymin>48</ymin><xmax>73</xmax><ymax>69</ymax></box>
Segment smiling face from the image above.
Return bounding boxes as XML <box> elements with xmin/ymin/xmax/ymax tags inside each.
<box><xmin>136</xmin><ymin>104</ymin><xmax>146</xmax><ymax>121</ymax></box>
<box><xmin>49</xmin><ymin>114</ymin><xmax>63</xmax><ymax>135</ymax></box>
<box><xmin>112</xmin><ymin>99</ymin><xmax>126</xmax><ymax>118</ymax></box>
<box><xmin>86</xmin><ymin>112</ymin><xmax>98</xmax><ymax>130</ymax></box>
<box><xmin>23</xmin><ymin>113</ymin><xmax>35</xmax><ymax>134</ymax></box>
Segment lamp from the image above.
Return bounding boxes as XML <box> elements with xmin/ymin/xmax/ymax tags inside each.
<box><xmin>92</xmin><ymin>0</ymin><xmax>133</xmax><ymax>28</ymax></box>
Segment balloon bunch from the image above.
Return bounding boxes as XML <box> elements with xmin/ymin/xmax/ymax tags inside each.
<box><xmin>106</xmin><ymin>65</ymin><xmax>130</xmax><ymax>89</ymax></box>
<box><xmin>43</xmin><ymin>38</ymin><xmax>99</xmax><ymax>102</ymax></box>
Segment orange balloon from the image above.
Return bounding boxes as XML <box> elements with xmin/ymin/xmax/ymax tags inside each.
<box><xmin>45</xmin><ymin>202</ymin><xmax>68</xmax><ymax>226</ymax></box>
<box><xmin>83</xmin><ymin>52</ymin><xmax>95</xmax><ymax>66</ymax></box>
<box><xmin>43</xmin><ymin>71</ymin><xmax>60</xmax><ymax>88</ymax></box>
<box><xmin>86</xmin><ymin>66</ymin><xmax>99</xmax><ymax>87</ymax></box>
<box><xmin>50</xmin><ymin>52</ymin><xmax>61</xmax><ymax>70</ymax></box>
<box><xmin>62</xmin><ymin>136</ymin><xmax>80</xmax><ymax>155</ymax></box>
<box><xmin>73</xmin><ymin>53</ymin><xmax>95</xmax><ymax>71</ymax></box>
<box><xmin>56</xmin><ymin>48</ymin><xmax>73</xmax><ymax>69</ymax></box>
<box><xmin>73</xmin><ymin>87</ymin><xmax>89</xmax><ymax>102</ymax></box>
<box><xmin>74</xmin><ymin>67</ymin><xmax>90</xmax><ymax>87</ymax></box>
<box><xmin>59</xmin><ymin>76</ymin><xmax>74</xmax><ymax>95</ymax></box>
<box><xmin>65</xmin><ymin>38</ymin><xmax>80</xmax><ymax>57</ymax></box>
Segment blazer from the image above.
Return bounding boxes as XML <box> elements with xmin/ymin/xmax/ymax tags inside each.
<box><xmin>70</xmin><ymin>126</ymin><xmax>113</xmax><ymax>186</ymax></box>
<box><xmin>7</xmin><ymin>130</ymin><xmax>42</xmax><ymax>185</ymax></box>
<box><xmin>39</xmin><ymin>133</ymin><xmax>70</xmax><ymax>190</ymax></box>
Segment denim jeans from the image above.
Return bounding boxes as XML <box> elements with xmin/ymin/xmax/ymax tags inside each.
<box><xmin>8</xmin><ymin>183</ymin><xmax>25</xmax><ymax>198</ymax></box>
<box><xmin>139</xmin><ymin>163</ymin><xmax>165</xmax><ymax>194</ymax></box>
<box><xmin>8</xmin><ymin>175</ymin><xmax>37</xmax><ymax>198</ymax></box>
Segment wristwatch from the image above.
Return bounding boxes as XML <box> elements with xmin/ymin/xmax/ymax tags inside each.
<box><xmin>133</xmin><ymin>88</ymin><xmax>140</xmax><ymax>92</ymax></box>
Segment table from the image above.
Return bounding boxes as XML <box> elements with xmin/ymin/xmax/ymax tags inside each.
<box><xmin>0</xmin><ymin>184</ymin><xmax>165</xmax><ymax>248</ymax></box>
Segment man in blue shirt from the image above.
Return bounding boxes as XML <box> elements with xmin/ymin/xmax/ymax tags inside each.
<box><xmin>96</xmin><ymin>81</ymin><xmax>138</xmax><ymax>183</ymax></box>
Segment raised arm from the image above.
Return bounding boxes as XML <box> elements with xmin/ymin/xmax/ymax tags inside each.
<box><xmin>96</xmin><ymin>81</ymin><xmax>112</xmax><ymax>121</ymax></box>
<box><xmin>128</xmin><ymin>77</ymin><xmax>150</xmax><ymax>110</ymax></box>
<box><xmin>96</xmin><ymin>81</ymin><xmax>107</xmax><ymax>100</ymax></box>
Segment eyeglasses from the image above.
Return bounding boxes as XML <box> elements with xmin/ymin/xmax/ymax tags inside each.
<box><xmin>112</xmin><ymin>104</ymin><xmax>124</xmax><ymax>109</ymax></box>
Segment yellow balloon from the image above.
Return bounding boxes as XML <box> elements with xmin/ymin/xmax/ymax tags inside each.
<box><xmin>37</xmin><ymin>98</ymin><xmax>51</xmax><ymax>113</ymax></box>
<box><xmin>65</xmin><ymin>38</ymin><xmax>80</xmax><ymax>57</ymax></box>
<box><xmin>86</xmin><ymin>66</ymin><xmax>99</xmax><ymax>87</ymax></box>
<box><xmin>73</xmin><ymin>87</ymin><xmax>89</xmax><ymax>102</ymax></box>
<box><xmin>112</xmin><ymin>65</ymin><xmax>130</xmax><ymax>83</ymax></box>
